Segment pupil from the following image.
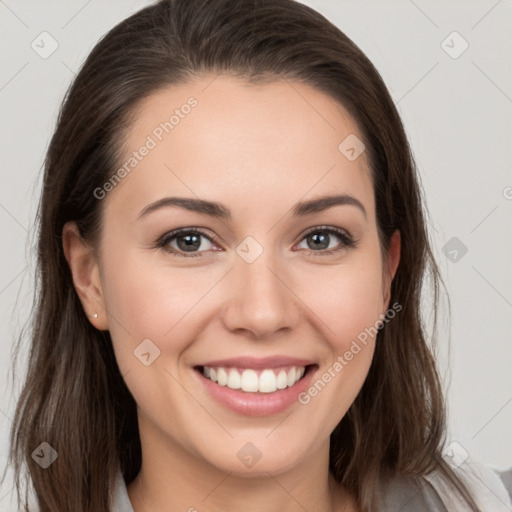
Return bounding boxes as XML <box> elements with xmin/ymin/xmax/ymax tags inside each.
<box><xmin>178</xmin><ymin>234</ymin><xmax>200</xmax><ymax>251</ymax></box>
<box><xmin>309</xmin><ymin>232</ymin><xmax>328</xmax><ymax>250</ymax></box>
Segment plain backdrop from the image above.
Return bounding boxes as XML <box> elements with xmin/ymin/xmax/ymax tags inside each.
<box><xmin>1</xmin><ymin>0</ymin><xmax>511</xmax><ymax>509</ymax></box>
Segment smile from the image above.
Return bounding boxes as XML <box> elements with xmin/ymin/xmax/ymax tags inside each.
<box><xmin>201</xmin><ymin>365</ymin><xmax>306</xmax><ymax>393</ymax></box>
<box><xmin>194</xmin><ymin>362</ymin><xmax>318</xmax><ymax>416</ymax></box>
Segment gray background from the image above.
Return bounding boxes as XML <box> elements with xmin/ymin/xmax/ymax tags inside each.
<box><xmin>1</xmin><ymin>0</ymin><xmax>511</xmax><ymax>509</ymax></box>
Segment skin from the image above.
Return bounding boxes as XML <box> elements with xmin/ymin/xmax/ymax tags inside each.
<box><xmin>63</xmin><ymin>74</ymin><xmax>400</xmax><ymax>512</ymax></box>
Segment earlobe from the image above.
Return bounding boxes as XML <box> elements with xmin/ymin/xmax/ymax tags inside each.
<box><xmin>62</xmin><ymin>222</ymin><xmax>109</xmax><ymax>330</ymax></box>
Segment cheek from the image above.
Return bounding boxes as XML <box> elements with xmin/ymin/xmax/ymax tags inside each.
<box><xmin>102</xmin><ymin>215</ymin><xmax>224</xmax><ymax>321</ymax></box>
<box><xmin>295</xmin><ymin>254</ymin><xmax>384</xmax><ymax>424</ymax></box>
<box><xmin>100</xmin><ymin>231</ymin><xmax>385</xmax><ymax>364</ymax></box>
<box><xmin>98</xmin><ymin>241</ymin><xmax>214</xmax><ymax>369</ymax></box>
<box><xmin>298</xmin><ymin>253</ymin><xmax>385</xmax><ymax>348</ymax></box>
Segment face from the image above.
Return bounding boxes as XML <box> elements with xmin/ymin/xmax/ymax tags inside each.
<box><xmin>70</xmin><ymin>74</ymin><xmax>400</xmax><ymax>477</ymax></box>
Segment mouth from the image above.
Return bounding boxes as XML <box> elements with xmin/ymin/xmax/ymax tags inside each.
<box><xmin>194</xmin><ymin>364</ymin><xmax>315</xmax><ymax>394</ymax></box>
<box><xmin>193</xmin><ymin>363</ymin><xmax>318</xmax><ymax>416</ymax></box>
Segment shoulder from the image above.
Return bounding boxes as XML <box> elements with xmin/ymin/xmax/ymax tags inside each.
<box><xmin>378</xmin><ymin>456</ymin><xmax>512</xmax><ymax>512</ymax></box>
<box><xmin>377</xmin><ymin>470</ymin><xmax>448</xmax><ymax>511</ymax></box>
<box><xmin>426</xmin><ymin>457</ymin><xmax>512</xmax><ymax>512</ymax></box>
<box><xmin>111</xmin><ymin>468</ymin><xmax>135</xmax><ymax>512</ymax></box>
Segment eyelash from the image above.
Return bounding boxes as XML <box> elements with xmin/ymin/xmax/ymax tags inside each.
<box><xmin>155</xmin><ymin>226</ymin><xmax>358</xmax><ymax>258</ymax></box>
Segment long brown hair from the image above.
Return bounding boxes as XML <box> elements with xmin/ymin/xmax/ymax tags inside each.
<box><xmin>6</xmin><ymin>0</ymin><xmax>479</xmax><ymax>510</ymax></box>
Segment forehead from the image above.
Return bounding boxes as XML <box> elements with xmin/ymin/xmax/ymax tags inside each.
<box><xmin>105</xmin><ymin>74</ymin><xmax>374</xmax><ymax>221</ymax></box>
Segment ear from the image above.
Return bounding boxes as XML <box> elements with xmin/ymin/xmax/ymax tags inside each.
<box><xmin>382</xmin><ymin>229</ymin><xmax>401</xmax><ymax>309</ymax></box>
<box><xmin>62</xmin><ymin>221</ymin><xmax>109</xmax><ymax>330</ymax></box>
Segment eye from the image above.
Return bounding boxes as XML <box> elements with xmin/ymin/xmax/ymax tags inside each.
<box><xmin>296</xmin><ymin>226</ymin><xmax>357</xmax><ymax>256</ymax></box>
<box><xmin>155</xmin><ymin>225</ymin><xmax>357</xmax><ymax>258</ymax></box>
<box><xmin>155</xmin><ymin>227</ymin><xmax>219</xmax><ymax>257</ymax></box>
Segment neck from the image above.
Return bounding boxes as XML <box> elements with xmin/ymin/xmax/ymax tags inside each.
<box><xmin>126</xmin><ymin>416</ymin><xmax>357</xmax><ymax>512</ymax></box>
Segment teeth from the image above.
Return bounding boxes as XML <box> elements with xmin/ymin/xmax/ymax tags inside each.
<box><xmin>227</xmin><ymin>368</ymin><xmax>241</xmax><ymax>389</ymax></box>
<box><xmin>259</xmin><ymin>369</ymin><xmax>276</xmax><ymax>393</ymax></box>
<box><xmin>241</xmin><ymin>369</ymin><xmax>259</xmax><ymax>392</ymax></box>
<box><xmin>276</xmin><ymin>370</ymin><xmax>288</xmax><ymax>390</ymax></box>
<box><xmin>202</xmin><ymin>365</ymin><xmax>306</xmax><ymax>393</ymax></box>
<box><xmin>217</xmin><ymin>367</ymin><xmax>228</xmax><ymax>386</ymax></box>
<box><xmin>287</xmin><ymin>367</ymin><xmax>296</xmax><ymax>387</ymax></box>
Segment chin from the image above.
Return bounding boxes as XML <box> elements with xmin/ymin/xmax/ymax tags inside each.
<box><xmin>198</xmin><ymin>437</ymin><xmax>312</xmax><ymax>477</ymax></box>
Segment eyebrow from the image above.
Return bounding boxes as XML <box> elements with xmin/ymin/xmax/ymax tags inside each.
<box><xmin>137</xmin><ymin>194</ymin><xmax>367</xmax><ymax>220</ymax></box>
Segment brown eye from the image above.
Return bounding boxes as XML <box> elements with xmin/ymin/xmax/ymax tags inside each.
<box><xmin>157</xmin><ymin>228</ymin><xmax>217</xmax><ymax>257</ymax></box>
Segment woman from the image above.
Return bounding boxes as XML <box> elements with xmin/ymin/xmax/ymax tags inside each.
<box><xmin>6</xmin><ymin>0</ymin><xmax>511</xmax><ymax>511</ymax></box>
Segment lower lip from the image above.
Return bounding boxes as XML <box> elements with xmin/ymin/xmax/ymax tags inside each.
<box><xmin>194</xmin><ymin>366</ymin><xmax>317</xmax><ymax>416</ymax></box>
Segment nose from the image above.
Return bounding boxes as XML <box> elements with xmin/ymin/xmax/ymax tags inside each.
<box><xmin>220</xmin><ymin>249</ymin><xmax>300</xmax><ymax>339</ymax></box>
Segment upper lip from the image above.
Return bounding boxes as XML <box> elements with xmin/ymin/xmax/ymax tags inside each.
<box><xmin>196</xmin><ymin>356</ymin><xmax>316</xmax><ymax>369</ymax></box>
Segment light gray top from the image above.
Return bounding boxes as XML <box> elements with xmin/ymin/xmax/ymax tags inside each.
<box><xmin>111</xmin><ymin>459</ymin><xmax>512</xmax><ymax>511</ymax></box>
